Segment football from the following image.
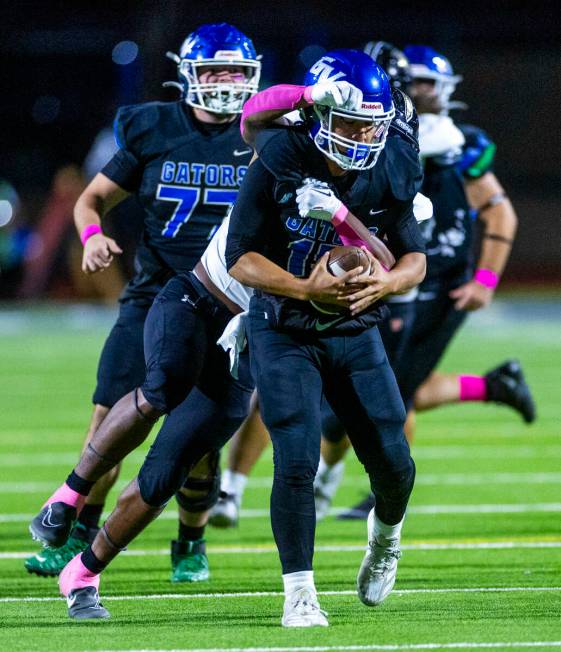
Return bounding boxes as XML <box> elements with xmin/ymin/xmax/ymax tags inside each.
<box><xmin>310</xmin><ymin>246</ymin><xmax>371</xmax><ymax>315</ymax></box>
<box><xmin>327</xmin><ymin>245</ymin><xmax>371</xmax><ymax>278</ymax></box>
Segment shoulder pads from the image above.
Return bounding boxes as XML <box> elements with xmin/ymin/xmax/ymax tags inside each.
<box><xmin>456</xmin><ymin>123</ymin><xmax>496</xmax><ymax>179</ymax></box>
<box><xmin>113</xmin><ymin>101</ymin><xmax>172</xmax><ymax>153</ymax></box>
<box><xmin>388</xmin><ymin>88</ymin><xmax>419</xmax><ymax>153</ymax></box>
<box><xmin>254</xmin><ymin>126</ymin><xmax>309</xmax><ymax>182</ymax></box>
<box><xmin>382</xmin><ymin>136</ymin><xmax>424</xmax><ymax>201</ymax></box>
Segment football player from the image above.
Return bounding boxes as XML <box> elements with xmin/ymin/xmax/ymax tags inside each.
<box><xmin>208</xmin><ymin>42</ymin><xmax>425</xmax><ymax>528</ymax></box>
<box><xmin>25</xmin><ymin>22</ymin><xmax>261</xmax><ymax>582</ymax></box>
<box><xmin>334</xmin><ymin>44</ymin><xmax>536</xmax><ymax>519</ymax></box>
<box><xmin>225</xmin><ymin>49</ymin><xmax>426</xmax><ymax>626</ymax></box>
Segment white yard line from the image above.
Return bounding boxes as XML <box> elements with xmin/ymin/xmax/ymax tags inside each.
<box><xmin>3</xmin><ymin>446</ymin><xmax>561</xmax><ymax>466</ymax></box>
<box><xmin>91</xmin><ymin>642</ymin><xmax>561</xmax><ymax>652</ymax></box>
<box><xmin>3</xmin><ymin>502</ymin><xmax>561</xmax><ymax>524</ymax></box>
<box><xmin>3</xmin><ymin>540</ymin><xmax>561</xmax><ymax>561</ymax></box>
<box><xmin>2</xmin><ymin>586</ymin><xmax>561</xmax><ymax>604</ymax></box>
<box><xmin>2</xmin><ymin>472</ymin><xmax>561</xmax><ymax>493</ymax></box>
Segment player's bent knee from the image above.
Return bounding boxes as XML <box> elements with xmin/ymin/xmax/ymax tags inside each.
<box><xmin>138</xmin><ymin>462</ymin><xmax>187</xmax><ymax>508</ymax></box>
<box><xmin>274</xmin><ymin>460</ymin><xmax>317</xmax><ymax>487</ymax></box>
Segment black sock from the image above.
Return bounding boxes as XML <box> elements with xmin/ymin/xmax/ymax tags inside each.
<box><xmin>77</xmin><ymin>504</ymin><xmax>103</xmax><ymax>529</ymax></box>
<box><xmin>178</xmin><ymin>523</ymin><xmax>205</xmax><ymax>542</ymax></box>
<box><xmin>65</xmin><ymin>470</ymin><xmax>94</xmax><ymax>496</ymax></box>
<box><xmin>81</xmin><ymin>545</ymin><xmax>108</xmax><ymax>575</ymax></box>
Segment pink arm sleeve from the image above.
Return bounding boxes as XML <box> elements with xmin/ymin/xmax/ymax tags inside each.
<box><xmin>331</xmin><ymin>206</ymin><xmax>368</xmax><ymax>249</ymax></box>
<box><xmin>240</xmin><ymin>84</ymin><xmax>313</xmax><ymax>137</ymax></box>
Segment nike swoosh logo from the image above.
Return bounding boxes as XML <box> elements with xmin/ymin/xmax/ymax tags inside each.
<box><xmin>67</xmin><ymin>594</ymin><xmax>77</xmax><ymax>608</ymax></box>
<box><xmin>369</xmin><ymin>208</ymin><xmax>387</xmax><ymax>216</ymax></box>
<box><xmin>35</xmin><ymin>555</ymin><xmax>46</xmax><ymax>563</ymax></box>
<box><xmin>233</xmin><ymin>148</ymin><xmax>252</xmax><ymax>157</ymax></box>
<box><xmin>315</xmin><ymin>316</ymin><xmax>345</xmax><ymax>331</ymax></box>
<box><xmin>41</xmin><ymin>505</ymin><xmax>58</xmax><ymax>528</ymax></box>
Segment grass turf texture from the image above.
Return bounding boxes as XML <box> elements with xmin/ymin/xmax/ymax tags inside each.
<box><xmin>0</xmin><ymin>299</ymin><xmax>560</xmax><ymax>652</ymax></box>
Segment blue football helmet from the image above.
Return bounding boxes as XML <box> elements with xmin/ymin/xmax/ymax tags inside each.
<box><xmin>403</xmin><ymin>45</ymin><xmax>462</xmax><ymax>113</ymax></box>
<box><xmin>304</xmin><ymin>49</ymin><xmax>395</xmax><ymax>170</ymax></box>
<box><xmin>166</xmin><ymin>23</ymin><xmax>261</xmax><ymax>114</ymax></box>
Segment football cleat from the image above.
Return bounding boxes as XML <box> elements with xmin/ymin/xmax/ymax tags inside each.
<box><xmin>485</xmin><ymin>359</ymin><xmax>536</xmax><ymax>423</ymax></box>
<box><xmin>170</xmin><ymin>538</ymin><xmax>210</xmax><ymax>583</ymax></box>
<box><xmin>29</xmin><ymin>502</ymin><xmax>77</xmax><ymax>547</ymax></box>
<box><xmin>208</xmin><ymin>491</ymin><xmax>239</xmax><ymax>528</ymax></box>
<box><xmin>67</xmin><ymin>587</ymin><xmax>110</xmax><ymax>620</ymax></box>
<box><xmin>337</xmin><ymin>493</ymin><xmax>375</xmax><ymax>520</ymax></box>
<box><xmin>313</xmin><ymin>461</ymin><xmax>345</xmax><ymax>521</ymax></box>
<box><xmin>357</xmin><ymin>509</ymin><xmax>402</xmax><ymax>607</ymax></box>
<box><xmin>25</xmin><ymin>523</ymin><xmax>98</xmax><ymax>577</ymax></box>
<box><xmin>282</xmin><ymin>588</ymin><xmax>328</xmax><ymax>627</ymax></box>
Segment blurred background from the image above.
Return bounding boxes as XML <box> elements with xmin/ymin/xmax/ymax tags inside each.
<box><xmin>0</xmin><ymin>0</ymin><xmax>560</xmax><ymax>302</ymax></box>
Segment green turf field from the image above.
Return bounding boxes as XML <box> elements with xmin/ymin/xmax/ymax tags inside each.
<box><xmin>1</xmin><ymin>299</ymin><xmax>560</xmax><ymax>652</ymax></box>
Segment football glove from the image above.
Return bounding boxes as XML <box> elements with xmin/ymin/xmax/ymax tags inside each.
<box><xmin>296</xmin><ymin>178</ymin><xmax>344</xmax><ymax>221</ymax></box>
<box><xmin>308</xmin><ymin>81</ymin><xmax>363</xmax><ymax>111</ymax></box>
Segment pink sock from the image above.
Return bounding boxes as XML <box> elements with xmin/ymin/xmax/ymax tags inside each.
<box><xmin>59</xmin><ymin>553</ymin><xmax>100</xmax><ymax>596</ymax></box>
<box><xmin>459</xmin><ymin>375</ymin><xmax>487</xmax><ymax>401</ymax></box>
<box><xmin>44</xmin><ymin>483</ymin><xmax>87</xmax><ymax>512</ymax></box>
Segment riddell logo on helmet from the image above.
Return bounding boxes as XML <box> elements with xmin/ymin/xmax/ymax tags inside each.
<box><xmin>361</xmin><ymin>102</ymin><xmax>383</xmax><ymax>110</ymax></box>
<box><xmin>214</xmin><ymin>50</ymin><xmax>243</xmax><ymax>59</ymax></box>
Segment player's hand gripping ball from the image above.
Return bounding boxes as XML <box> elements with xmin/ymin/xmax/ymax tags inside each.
<box><xmin>311</xmin><ymin>245</ymin><xmax>371</xmax><ymax>315</ymax></box>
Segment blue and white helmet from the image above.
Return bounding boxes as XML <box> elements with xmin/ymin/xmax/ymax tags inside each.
<box><xmin>167</xmin><ymin>23</ymin><xmax>261</xmax><ymax>114</ymax></box>
<box><xmin>304</xmin><ymin>49</ymin><xmax>395</xmax><ymax>170</ymax></box>
<box><xmin>403</xmin><ymin>45</ymin><xmax>462</xmax><ymax>113</ymax></box>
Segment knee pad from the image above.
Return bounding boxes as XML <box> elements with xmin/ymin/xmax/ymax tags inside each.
<box><xmin>175</xmin><ymin>451</ymin><xmax>221</xmax><ymax>512</ymax></box>
<box><xmin>371</xmin><ymin>446</ymin><xmax>415</xmax><ymax>500</ymax></box>
<box><xmin>273</xmin><ymin>460</ymin><xmax>317</xmax><ymax>488</ymax></box>
<box><xmin>138</xmin><ymin>459</ymin><xmax>187</xmax><ymax>508</ymax></box>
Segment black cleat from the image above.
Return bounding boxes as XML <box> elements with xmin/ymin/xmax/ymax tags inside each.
<box><xmin>337</xmin><ymin>493</ymin><xmax>376</xmax><ymax>520</ymax></box>
<box><xmin>485</xmin><ymin>359</ymin><xmax>536</xmax><ymax>424</ymax></box>
<box><xmin>67</xmin><ymin>586</ymin><xmax>110</xmax><ymax>620</ymax></box>
<box><xmin>29</xmin><ymin>502</ymin><xmax>77</xmax><ymax>548</ymax></box>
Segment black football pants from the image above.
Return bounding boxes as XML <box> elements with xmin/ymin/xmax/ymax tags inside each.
<box><xmin>247</xmin><ymin>297</ymin><xmax>415</xmax><ymax>574</ymax></box>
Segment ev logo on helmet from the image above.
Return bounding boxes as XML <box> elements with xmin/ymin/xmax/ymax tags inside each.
<box><xmin>308</xmin><ymin>57</ymin><xmax>346</xmax><ymax>83</ymax></box>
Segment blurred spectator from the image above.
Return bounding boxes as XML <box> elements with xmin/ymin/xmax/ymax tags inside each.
<box><xmin>17</xmin><ymin>165</ymin><xmax>125</xmax><ymax>303</ymax></box>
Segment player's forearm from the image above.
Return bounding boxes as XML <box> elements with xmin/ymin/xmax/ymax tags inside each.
<box><xmin>229</xmin><ymin>252</ymin><xmax>309</xmax><ymax>301</ymax></box>
<box><xmin>385</xmin><ymin>252</ymin><xmax>426</xmax><ymax>294</ymax></box>
<box><xmin>74</xmin><ymin>174</ymin><xmax>129</xmax><ymax>234</ymax></box>
<box><xmin>73</xmin><ymin>191</ymin><xmax>104</xmax><ymax>234</ymax></box>
<box><xmin>476</xmin><ymin>201</ymin><xmax>517</xmax><ymax>276</ymax></box>
<box><xmin>240</xmin><ymin>85</ymin><xmax>311</xmax><ymax>144</ymax></box>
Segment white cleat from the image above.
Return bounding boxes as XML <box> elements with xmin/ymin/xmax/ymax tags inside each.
<box><xmin>208</xmin><ymin>492</ymin><xmax>239</xmax><ymax>528</ymax></box>
<box><xmin>282</xmin><ymin>588</ymin><xmax>329</xmax><ymax>627</ymax></box>
<box><xmin>313</xmin><ymin>461</ymin><xmax>344</xmax><ymax>521</ymax></box>
<box><xmin>357</xmin><ymin>509</ymin><xmax>402</xmax><ymax>607</ymax></box>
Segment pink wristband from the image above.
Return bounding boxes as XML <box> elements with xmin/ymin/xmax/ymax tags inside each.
<box><xmin>474</xmin><ymin>268</ymin><xmax>499</xmax><ymax>289</ymax></box>
<box><xmin>80</xmin><ymin>224</ymin><xmax>102</xmax><ymax>246</ymax></box>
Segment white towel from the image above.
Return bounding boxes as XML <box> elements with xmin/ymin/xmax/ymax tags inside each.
<box><xmin>217</xmin><ymin>312</ymin><xmax>249</xmax><ymax>379</ymax></box>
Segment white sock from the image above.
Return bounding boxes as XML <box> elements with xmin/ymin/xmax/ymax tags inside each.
<box><xmin>373</xmin><ymin>513</ymin><xmax>404</xmax><ymax>543</ymax></box>
<box><xmin>316</xmin><ymin>457</ymin><xmax>344</xmax><ymax>482</ymax></box>
<box><xmin>221</xmin><ymin>470</ymin><xmax>248</xmax><ymax>501</ymax></box>
<box><xmin>282</xmin><ymin>570</ymin><xmax>316</xmax><ymax>597</ymax></box>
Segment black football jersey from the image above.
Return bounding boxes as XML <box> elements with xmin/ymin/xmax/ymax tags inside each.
<box><xmin>101</xmin><ymin>101</ymin><xmax>253</xmax><ymax>303</ymax></box>
<box><xmin>419</xmin><ymin>144</ymin><xmax>473</xmax><ymax>291</ymax></box>
<box><xmin>226</xmin><ymin>126</ymin><xmax>425</xmax><ymax>328</ymax></box>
